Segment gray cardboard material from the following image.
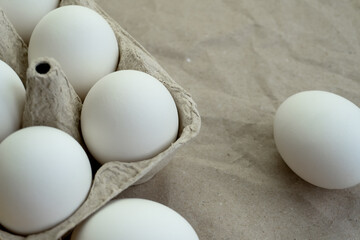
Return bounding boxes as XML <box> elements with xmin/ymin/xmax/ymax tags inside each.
<box><xmin>23</xmin><ymin>57</ymin><xmax>83</xmax><ymax>145</ymax></box>
<box><xmin>0</xmin><ymin>9</ymin><xmax>27</xmax><ymax>85</ymax></box>
<box><xmin>0</xmin><ymin>0</ymin><xmax>201</xmax><ymax>239</ymax></box>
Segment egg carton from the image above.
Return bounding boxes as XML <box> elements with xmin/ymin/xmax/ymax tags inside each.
<box><xmin>0</xmin><ymin>0</ymin><xmax>201</xmax><ymax>239</ymax></box>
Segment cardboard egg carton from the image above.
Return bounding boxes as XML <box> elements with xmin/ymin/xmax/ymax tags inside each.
<box><xmin>0</xmin><ymin>0</ymin><xmax>201</xmax><ymax>239</ymax></box>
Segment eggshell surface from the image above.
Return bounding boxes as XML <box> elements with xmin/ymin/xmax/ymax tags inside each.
<box><xmin>0</xmin><ymin>0</ymin><xmax>59</xmax><ymax>43</ymax></box>
<box><xmin>0</xmin><ymin>126</ymin><xmax>92</xmax><ymax>235</ymax></box>
<box><xmin>81</xmin><ymin>70</ymin><xmax>179</xmax><ymax>163</ymax></box>
<box><xmin>273</xmin><ymin>90</ymin><xmax>360</xmax><ymax>189</ymax></box>
<box><xmin>71</xmin><ymin>198</ymin><xmax>199</xmax><ymax>240</ymax></box>
<box><xmin>28</xmin><ymin>5</ymin><xmax>119</xmax><ymax>100</ymax></box>
<box><xmin>0</xmin><ymin>60</ymin><xmax>25</xmax><ymax>143</ymax></box>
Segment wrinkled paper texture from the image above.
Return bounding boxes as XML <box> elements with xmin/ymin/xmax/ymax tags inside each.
<box><xmin>100</xmin><ymin>0</ymin><xmax>360</xmax><ymax>239</ymax></box>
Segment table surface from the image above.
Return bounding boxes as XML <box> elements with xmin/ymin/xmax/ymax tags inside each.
<box><xmin>97</xmin><ymin>0</ymin><xmax>360</xmax><ymax>239</ymax></box>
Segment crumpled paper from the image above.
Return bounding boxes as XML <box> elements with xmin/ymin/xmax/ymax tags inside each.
<box><xmin>95</xmin><ymin>0</ymin><xmax>360</xmax><ymax>239</ymax></box>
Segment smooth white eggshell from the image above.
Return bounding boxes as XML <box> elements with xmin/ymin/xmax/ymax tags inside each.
<box><xmin>0</xmin><ymin>0</ymin><xmax>59</xmax><ymax>43</ymax></box>
<box><xmin>71</xmin><ymin>198</ymin><xmax>199</xmax><ymax>240</ymax></box>
<box><xmin>274</xmin><ymin>90</ymin><xmax>360</xmax><ymax>189</ymax></box>
<box><xmin>0</xmin><ymin>60</ymin><xmax>25</xmax><ymax>143</ymax></box>
<box><xmin>0</xmin><ymin>126</ymin><xmax>92</xmax><ymax>235</ymax></box>
<box><xmin>81</xmin><ymin>70</ymin><xmax>179</xmax><ymax>163</ymax></box>
<box><xmin>28</xmin><ymin>5</ymin><xmax>119</xmax><ymax>100</ymax></box>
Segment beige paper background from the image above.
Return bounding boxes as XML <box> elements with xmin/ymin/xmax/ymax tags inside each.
<box><xmin>96</xmin><ymin>0</ymin><xmax>360</xmax><ymax>239</ymax></box>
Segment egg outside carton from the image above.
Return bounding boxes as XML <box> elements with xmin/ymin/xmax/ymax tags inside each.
<box><xmin>0</xmin><ymin>0</ymin><xmax>201</xmax><ymax>239</ymax></box>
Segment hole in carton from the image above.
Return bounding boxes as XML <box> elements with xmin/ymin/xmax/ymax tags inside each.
<box><xmin>36</xmin><ymin>62</ymin><xmax>51</xmax><ymax>74</ymax></box>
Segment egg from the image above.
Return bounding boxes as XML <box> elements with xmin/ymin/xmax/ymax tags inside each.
<box><xmin>28</xmin><ymin>5</ymin><xmax>119</xmax><ymax>100</ymax></box>
<box><xmin>0</xmin><ymin>126</ymin><xmax>92</xmax><ymax>235</ymax></box>
<box><xmin>0</xmin><ymin>0</ymin><xmax>59</xmax><ymax>43</ymax></box>
<box><xmin>81</xmin><ymin>70</ymin><xmax>179</xmax><ymax>163</ymax></box>
<box><xmin>0</xmin><ymin>60</ymin><xmax>25</xmax><ymax>143</ymax></box>
<box><xmin>71</xmin><ymin>198</ymin><xmax>199</xmax><ymax>240</ymax></box>
<box><xmin>274</xmin><ymin>90</ymin><xmax>360</xmax><ymax>189</ymax></box>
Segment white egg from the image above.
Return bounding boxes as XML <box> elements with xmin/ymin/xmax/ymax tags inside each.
<box><xmin>274</xmin><ymin>90</ymin><xmax>360</xmax><ymax>189</ymax></box>
<box><xmin>0</xmin><ymin>126</ymin><xmax>92</xmax><ymax>235</ymax></box>
<box><xmin>0</xmin><ymin>60</ymin><xmax>25</xmax><ymax>143</ymax></box>
<box><xmin>28</xmin><ymin>5</ymin><xmax>119</xmax><ymax>100</ymax></box>
<box><xmin>71</xmin><ymin>198</ymin><xmax>199</xmax><ymax>240</ymax></box>
<box><xmin>81</xmin><ymin>70</ymin><xmax>179</xmax><ymax>163</ymax></box>
<box><xmin>0</xmin><ymin>0</ymin><xmax>59</xmax><ymax>43</ymax></box>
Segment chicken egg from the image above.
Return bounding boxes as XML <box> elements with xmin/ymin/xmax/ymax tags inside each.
<box><xmin>81</xmin><ymin>70</ymin><xmax>179</xmax><ymax>163</ymax></box>
<box><xmin>0</xmin><ymin>60</ymin><xmax>25</xmax><ymax>143</ymax></box>
<box><xmin>28</xmin><ymin>5</ymin><xmax>119</xmax><ymax>100</ymax></box>
<box><xmin>274</xmin><ymin>90</ymin><xmax>360</xmax><ymax>189</ymax></box>
<box><xmin>71</xmin><ymin>198</ymin><xmax>199</xmax><ymax>240</ymax></box>
<box><xmin>0</xmin><ymin>126</ymin><xmax>92</xmax><ymax>235</ymax></box>
<box><xmin>0</xmin><ymin>0</ymin><xmax>59</xmax><ymax>43</ymax></box>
